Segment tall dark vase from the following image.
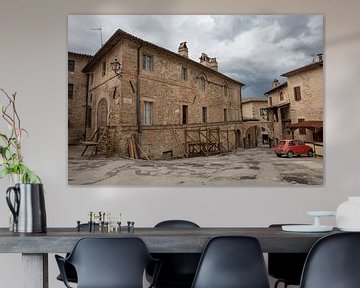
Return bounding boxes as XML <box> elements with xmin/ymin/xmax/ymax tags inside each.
<box><xmin>6</xmin><ymin>183</ymin><xmax>47</xmax><ymax>233</ymax></box>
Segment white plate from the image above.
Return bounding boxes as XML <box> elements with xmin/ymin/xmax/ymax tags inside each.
<box><xmin>282</xmin><ymin>225</ymin><xmax>333</xmax><ymax>232</ymax></box>
<box><xmin>338</xmin><ymin>227</ymin><xmax>360</xmax><ymax>232</ymax></box>
<box><xmin>307</xmin><ymin>211</ymin><xmax>336</xmax><ymax>217</ymax></box>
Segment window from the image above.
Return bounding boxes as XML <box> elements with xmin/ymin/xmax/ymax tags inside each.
<box><xmin>298</xmin><ymin>118</ymin><xmax>306</xmax><ymax>135</ymax></box>
<box><xmin>68</xmin><ymin>84</ymin><xmax>74</xmax><ymax>98</ymax></box>
<box><xmin>224</xmin><ymin>108</ymin><xmax>228</xmax><ymax>122</ymax></box>
<box><xmin>199</xmin><ymin>76</ymin><xmax>206</xmax><ymax>91</ymax></box>
<box><xmin>102</xmin><ymin>61</ymin><xmax>106</xmax><ymax>76</ymax></box>
<box><xmin>280</xmin><ymin>91</ymin><xmax>284</xmax><ymax>101</ymax></box>
<box><xmin>144</xmin><ymin>101</ymin><xmax>153</xmax><ymax>125</ymax></box>
<box><xmin>143</xmin><ymin>54</ymin><xmax>153</xmax><ymax>71</ymax></box>
<box><xmin>181</xmin><ymin>66</ymin><xmax>188</xmax><ymax>80</ymax></box>
<box><xmin>68</xmin><ymin>60</ymin><xmax>75</xmax><ymax>72</ymax></box>
<box><xmin>89</xmin><ymin>93</ymin><xmax>93</xmax><ymax>103</ymax></box>
<box><xmin>224</xmin><ymin>85</ymin><xmax>228</xmax><ymax>97</ymax></box>
<box><xmin>90</xmin><ymin>72</ymin><xmax>94</xmax><ymax>85</ymax></box>
<box><xmin>294</xmin><ymin>86</ymin><xmax>301</xmax><ymax>101</ymax></box>
<box><xmin>182</xmin><ymin>105</ymin><xmax>188</xmax><ymax>125</ymax></box>
<box><xmin>202</xmin><ymin>107</ymin><xmax>207</xmax><ymax>123</ymax></box>
<box><xmin>269</xmin><ymin>97</ymin><xmax>272</xmax><ymax>106</ymax></box>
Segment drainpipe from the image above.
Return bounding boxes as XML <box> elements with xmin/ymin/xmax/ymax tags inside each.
<box><xmin>136</xmin><ymin>44</ymin><xmax>143</xmax><ymax>135</ymax></box>
<box><xmin>84</xmin><ymin>73</ymin><xmax>90</xmax><ymax>140</ymax></box>
<box><xmin>239</xmin><ymin>84</ymin><xmax>244</xmax><ymax>121</ymax></box>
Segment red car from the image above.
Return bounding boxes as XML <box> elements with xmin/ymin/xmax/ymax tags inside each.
<box><xmin>275</xmin><ymin>139</ymin><xmax>314</xmax><ymax>158</ymax></box>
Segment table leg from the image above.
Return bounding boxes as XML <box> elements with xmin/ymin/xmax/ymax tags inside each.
<box><xmin>22</xmin><ymin>253</ymin><xmax>48</xmax><ymax>288</ymax></box>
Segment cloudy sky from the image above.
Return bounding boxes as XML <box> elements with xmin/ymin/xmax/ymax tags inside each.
<box><xmin>68</xmin><ymin>15</ymin><xmax>323</xmax><ymax>98</ymax></box>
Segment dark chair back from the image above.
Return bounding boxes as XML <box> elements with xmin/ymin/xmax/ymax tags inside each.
<box><xmin>150</xmin><ymin>220</ymin><xmax>200</xmax><ymax>288</ymax></box>
<box><xmin>56</xmin><ymin>223</ymin><xmax>99</xmax><ymax>284</ymax></box>
<box><xmin>300</xmin><ymin>232</ymin><xmax>360</xmax><ymax>288</ymax></box>
<box><xmin>268</xmin><ymin>224</ymin><xmax>308</xmax><ymax>287</ymax></box>
<box><xmin>155</xmin><ymin>220</ymin><xmax>200</xmax><ymax>229</ymax></box>
<box><xmin>191</xmin><ymin>236</ymin><xmax>270</xmax><ymax>288</ymax></box>
<box><xmin>56</xmin><ymin>237</ymin><xmax>157</xmax><ymax>288</ymax></box>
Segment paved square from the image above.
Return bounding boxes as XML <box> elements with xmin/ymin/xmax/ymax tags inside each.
<box><xmin>68</xmin><ymin>147</ymin><xmax>323</xmax><ymax>186</ymax></box>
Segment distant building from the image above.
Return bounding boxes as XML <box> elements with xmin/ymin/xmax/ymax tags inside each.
<box><xmin>264</xmin><ymin>55</ymin><xmax>323</xmax><ymax>144</ymax></box>
<box><xmin>242</xmin><ymin>99</ymin><xmax>268</xmax><ymax>121</ymax></box>
<box><xmin>241</xmin><ymin>99</ymin><xmax>270</xmax><ymax>147</ymax></box>
<box><xmin>78</xmin><ymin>29</ymin><xmax>246</xmax><ymax>159</ymax></box>
<box><xmin>68</xmin><ymin>52</ymin><xmax>92</xmax><ymax>144</ymax></box>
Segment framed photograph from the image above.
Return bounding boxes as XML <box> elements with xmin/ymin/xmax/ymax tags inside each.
<box><xmin>68</xmin><ymin>15</ymin><xmax>323</xmax><ymax>186</ymax></box>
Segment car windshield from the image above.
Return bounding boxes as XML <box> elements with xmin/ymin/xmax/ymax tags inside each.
<box><xmin>279</xmin><ymin>141</ymin><xmax>286</xmax><ymax>145</ymax></box>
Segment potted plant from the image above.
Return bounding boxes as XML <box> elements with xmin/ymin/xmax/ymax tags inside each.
<box><xmin>0</xmin><ymin>88</ymin><xmax>46</xmax><ymax>233</ymax></box>
<box><xmin>0</xmin><ymin>89</ymin><xmax>40</xmax><ymax>183</ymax></box>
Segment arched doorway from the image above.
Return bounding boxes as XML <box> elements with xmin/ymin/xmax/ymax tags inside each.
<box><xmin>243</xmin><ymin>126</ymin><xmax>257</xmax><ymax>148</ymax></box>
<box><xmin>97</xmin><ymin>98</ymin><xmax>108</xmax><ymax>128</ymax></box>
<box><xmin>243</xmin><ymin>124</ymin><xmax>274</xmax><ymax>148</ymax></box>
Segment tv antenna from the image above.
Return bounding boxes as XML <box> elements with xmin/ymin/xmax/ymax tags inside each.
<box><xmin>91</xmin><ymin>27</ymin><xmax>103</xmax><ymax>47</ymax></box>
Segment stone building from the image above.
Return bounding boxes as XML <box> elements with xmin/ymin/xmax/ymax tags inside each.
<box><xmin>242</xmin><ymin>99</ymin><xmax>268</xmax><ymax>121</ymax></box>
<box><xmin>264</xmin><ymin>55</ymin><xmax>323</xmax><ymax>144</ymax></box>
<box><xmin>68</xmin><ymin>52</ymin><xmax>91</xmax><ymax>144</ymax></box>
<box><xmin>80</xmin><ymin>29</ymin><xmax>245</xmax><ymax>159</ymax></box>
<box><xmin>241</xmin><ymin>99</ymin><xmax>270</xmax><ymax>147</ymax></box>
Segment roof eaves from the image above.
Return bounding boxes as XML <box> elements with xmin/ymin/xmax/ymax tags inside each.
<box><xmin>281</xmin><ymin>61</ymin><xmax>323</xmax><ymax>77</ymax></box>
<box><xmin>68</xmin><ymin>51</ymin><xmax>93</xmax><ymax>58</ymax></box>
<box><xmin>242</xmin><ymin>98</ymin><xmax>268</xmax><ymax>104</ymax></box>
<box><xmin>288</xmin><ymin>120</ymin><xmax>323</xmax><ymax>129</ymax></box>
<box><xmin>82</xmin><ymin>29</ymin><xmax>244</xmax><ymax>86</ymax></box>
<box><xmin>264</xmin><ymin>82</ymin><xmax>288</xmax><ymax>95</ymax></box>
<box><xmin>264</xmin><ymin>102</ymin><xmax>290</xmax><ymax>109</ymax></box>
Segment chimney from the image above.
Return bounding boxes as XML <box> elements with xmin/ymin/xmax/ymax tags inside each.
<box><xmin>178</xmin><ymin>42</ymin><xmax>188</xmax><ymax>58</ymax></box>
<box><xmin>312</xmin><ymin>53</ymin><xmax>323</xmax><ymax>63</ymax></box>
<box><xmin>199</xmin><ymin>53</ymin><xmax>218</xmax><ymax>71</ymax></box>
<box><xmin>199</xmin><ymin>53</ymin><xmax>210</xmax><ymax>66</ymax></box>
<box><xmin>317</xmin><ymin>53</ymin><xmax>323</xmax><ymax>62</ymax></box>
<box><xmin>272</xmin><ymin>79</ymin><xmax>280</xmax><ymax>88</ymax></box>
<box><xmin>209</xmin><ymin>57</ymin><xmax>218</xmax><ymax>71</ymax></box>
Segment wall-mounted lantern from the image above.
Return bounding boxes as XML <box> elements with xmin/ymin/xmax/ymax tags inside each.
<box><xmin>111</xmin><ymin>58</ymin><xmax>122</xmax><ymax>79</ymax></box>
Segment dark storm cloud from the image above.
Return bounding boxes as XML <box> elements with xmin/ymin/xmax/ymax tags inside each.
<box><xmin>272</xmin><ymin>15</ymin><xmax>315</xmax><ymax>41</ymax></box>
<box><xmin>68</xmin><ymin>15</ymin><xmax>323</xmax><ymax>97</ymax></box>
<box><xmin>210</xmin><ymin>15</ymin><xmax>257</xmax><ymax>41</ymax></box>
<box><xmin>270</xmin><ymin>15</ymin><xmax>323</xmax><ymax>57</ymax></box>
<box><xmin>222</xmin><ymin>57</ymin><xmax>287</xmax><ymax>98</ymax></box>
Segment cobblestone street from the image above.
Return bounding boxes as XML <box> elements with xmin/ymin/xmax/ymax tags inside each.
<box><xmin>68</xmin><ymin>147</ymin><xmax>323</xmax><ymax>186</ymax></box>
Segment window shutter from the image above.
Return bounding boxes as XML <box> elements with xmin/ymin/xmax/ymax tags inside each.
<box><xmin>294</xmin><ymin>86</ymin><xmax>301</xmax><ymax>101</ymax></box>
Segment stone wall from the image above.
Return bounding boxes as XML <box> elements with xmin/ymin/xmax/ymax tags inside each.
<box><xmin>266</xmin><ymin>63</ymin><xmax>323</xmax><ymax>143</ymax></box>
<box><xmin>68</xmin><ymin>52</ymin><xmax>91</xmax><ymax>144</ymax></box>
<box><xmin>86</xmin><ymin>36</ymin><xmax>245</xmax><ymax>158</ymax></box>
<box><xmin>287</xmin><ymin>67</ymin><xmax>323</xmax><ymax>141</ymax></box>
<box><xmin>242</xmin><ymin>100</ymin><xmax>268</xmax><ymax>120</ymax></box>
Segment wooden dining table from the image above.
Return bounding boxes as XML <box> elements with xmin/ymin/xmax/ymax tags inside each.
<box><xmin>0</xmin><ymin>226</ymin><xmax>339</xmax><ymax>288</ymax></box>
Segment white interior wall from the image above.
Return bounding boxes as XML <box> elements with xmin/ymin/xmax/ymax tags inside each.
<box><xmin>0</xmin><ymin>0</ymin><xmax>359</xmax><ymax>287</ymax></box>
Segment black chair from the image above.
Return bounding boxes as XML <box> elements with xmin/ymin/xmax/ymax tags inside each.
<box><xmin>268</xmin><ymin>224</ymin><xmax>308</xmax><ymax>288</ymax></box>
<box><xmin>148</xmin><ymin>220</ymin><xmax>201</xmax><ymax>288</ymax></box>
<box><xmin>300</xmin><ymin>232</ymin><xmax>360</xmax><ymax>288</ymax></box>
<box><xmin>191</xmin><ymin>236</ymin><xmax>270</xmax><ymax>288</ymax></box>
<box><xmin>56</xmin><ymin>223</ymin><xmax>99</xmax><ymax>284</ymax></box>
<box><xmin>55</xmin><ymin>237</ymin><xmax>160</xmax><ymax>288</ymax></box>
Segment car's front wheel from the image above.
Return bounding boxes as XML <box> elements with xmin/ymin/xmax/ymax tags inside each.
<box><xmin>308</xmin><ymin>150</ymin><xmax>314</xmax><ymax>157</ymax></box>
<box><xmin>287</xmin><ymin>151</ymin><xmax>294</xmax><ymax>158</ymax></box>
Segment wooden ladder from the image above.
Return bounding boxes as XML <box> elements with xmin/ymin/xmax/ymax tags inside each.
<box><xmin>80</xmin><ymin>126</ymin><xmax>108</xmax><ymax>158</ymax></box>
<box><xmin>171</xmin><ymin>129</ymin><xmax>188</xmax><ymax>158</ymax></box>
